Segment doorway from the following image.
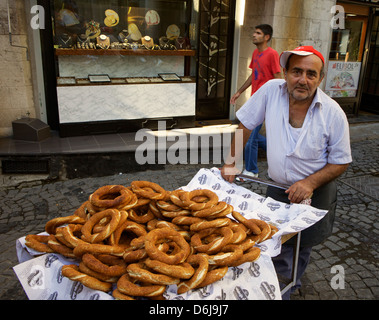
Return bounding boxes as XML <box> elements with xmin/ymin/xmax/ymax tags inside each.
<box><xmin>196</xmin><ymin>0</ymin><xmax>235</xmax><ymax>120</ymax></box>
<box><xmin>361</xmin><ymin>8</ymin><xmax>379</xmax><ymax>114</ymax></box>
<box><xmin>326</xmin><ymin>2</ymin><xmax>370</xmax><ymax>116</ymax></box>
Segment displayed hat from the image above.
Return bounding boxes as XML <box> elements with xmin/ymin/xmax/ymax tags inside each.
<box><xmin>279</xmin><ymin>46</ymin><xmax>325</xmax><ymax>68</ymax></box>
<box><xmin>166</xmin><ymin>24</ymin><xmax>180</xmax><ymax>39</ymax></box>
<box><xmin>145</xmin><ymin>10</ymin><xmax>160</xmax><ymax>26</ymax></box>
<box><xmin>104</xmin><ymin>9</ymin><xmax>119</xmax><ymax>27</ymax></box>
<box><xmin>128</xmin><ymin>23</ymin><xmax>142</xmax><ymax>41</ymax></box>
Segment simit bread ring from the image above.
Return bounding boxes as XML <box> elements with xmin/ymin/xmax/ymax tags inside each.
<box><xmin>45</xmin><ymin>215</ymin><xmax>86</xmax><ymax>235</ymax></box>
<box><xmin>117</xmin><ymin>274</ymin><xmax>166</xmax><ymax>297</ymax></box>
<box><xmin>47</xmin><ymin>235</ymin><xmax>75</xmax><ymax>258</ymax></box>
<box><xmin>145</xmin><ymin>228</ymin><xmax>190</xmax><ymax>265</ymax></box>
<box><xmin>245</xmin><ymin>219</ymin><xmax>272</xmax><ymax>243</ymax></box>
<box><xmin>127</xmin><ymin>262</ymin><xmax>180</xmax><ymax>285</ymax></box>
<box><xmin>79</xmin><ymin>262</ymin><xmax>119</xmax><ymax>283</ymax></box>
<box><xmin>177</xmin><ymin>254</ymin><xmax>209</xmax><ymax>294</ymax></box>
<box><xmin>180</xmin><ymin>189</ymin><xmax>218</xmax><ymax>211</ymax></box>
<box><xmin>123</xmin><ymin>248</ymin><xmax>147</xmax><ymax>263</ymax></box>
<box><xmin>112</xmin><ymin>288</ymin><xmax>135</xmax><ymax>300</ymax></box>
<box><xmin>195</xmin><ymin>266</ymin><xmax>228</xmax><ymax>288</ymax></box>
<box><xmin>190</xmin><ymin>218</ymin><xmax>230</xmax><ymax>232</ymax></box>
<box><xmin>62</xmin><ymin>264</ymin><xmax>112</xmax><ymax>292</ymax></box>
<box><xmin>204</xmin><ymin>244</ymin><xmax>243</xmax><ymax>266</ymax></box>
<box><xmin>74</xmin><ymin>201</ymin><xmax>92</xmax><ymax>219</ymax></box>
<box><xmin>144</xmin><ymin>258</ymin><xmax>195</xmax><ymax>279</ymax></box>
<box><xmin>191</xmin><ymin>227</ymin><xmax>233</xmax><ymax>254</ymax></box>
<box><xmin>81</xmin><ymin>209</ymin><xmax>122</xmax><ymax>243</ymax></box>
<box><xmin>229</xmin><ymin>223</ymin><xmax>247</xmax><ymax>244</ymax></box>
<box><xmin>191</xmin><ymin>201</ymin><xmax>228</xmax><ymax>218</ymax></box>
<box><xmin>231</xmin><ymin>211</ymin><xmax>261</xmax><ymax>235</ymax></box>
<box><xmin>25</xmin><ymin>234</ymin><xmax>55</xmax><ymax>253</ymax></box>
<box><xmin>128</xmin><ymin>208</ymin><xmax>155</xmax><ymax>224</ymax></box>
<box><xmin>169</xmin><ymin>189</ymin><xmax>189</xmax><ymax>208</ymax></box>
<box><xmin>73</xmin><ymin>243</ymin><xmax>125</xmax><ymax>258</ymax></box>
<box><xmin>89</xmin><ymin>185</ymin><xmax>137</xmax><ymax>210</ymax></box>
<box><xmin>108</xmin><ymin>220</ymin><xmax>147</xmax><ymax>247</ymax></box>
<box><xmin>82</xmin><ymin>253</ymin><xmax>127</xmax><ymax>277</ymax></box>
<box><xmin>61</xmin><ymin>224</ymin><xmax>86</xmax><ymax>248</ymax></box>
<box><xmin>131</xmin><ymin>181</ymin><xmax>167</xmax><ymax>200</ymax></box>
<box><xmin>230</xmin><ymin>246</ymin><xmax>261</xmax><ymax>267</ymax></box>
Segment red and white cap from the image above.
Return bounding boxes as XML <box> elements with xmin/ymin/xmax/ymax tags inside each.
<box><xmin>279</xmin><ymin>46</ymin><xmax>325</xmax><ymax>68</ymax></box>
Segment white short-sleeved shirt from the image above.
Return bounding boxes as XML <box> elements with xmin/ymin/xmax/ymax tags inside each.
<box><xmin>236</xmin><ymin>79</ymin><xmax>352</xmax><ymax>185</ymax></box>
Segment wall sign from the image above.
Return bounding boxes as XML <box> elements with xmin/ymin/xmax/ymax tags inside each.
<box><xmin>325</xmin><ymin>61</ymin><xmax>362</xmax><ymax>98</ymax></box>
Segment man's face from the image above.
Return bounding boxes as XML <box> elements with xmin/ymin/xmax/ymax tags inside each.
<box><xmin>252</xmin><ymin>28</ymin><xmax>269</xmax><ymax>45</ymax></box>
<box><xmin>284</xmin><ymin>54</ymin><xmax>324</xmax><ymax>102</ymax></box>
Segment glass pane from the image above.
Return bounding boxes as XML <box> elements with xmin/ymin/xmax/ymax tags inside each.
<box><xmin>329</xmin><ymin>19</ymin><xmax>364</xmax><ymax>62</ymax></box>
<box><xmin>53</xmin><ymin>0</ymin><xmax>190</xmax><ymax>48</ymax></box>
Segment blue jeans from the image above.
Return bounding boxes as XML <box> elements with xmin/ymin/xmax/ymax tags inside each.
<box><xmin>244</xmin><ymin>124</ymin><xmax>267</xmax><ymax>173</ymax></box>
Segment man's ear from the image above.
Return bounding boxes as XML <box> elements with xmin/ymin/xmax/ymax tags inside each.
<box><xmin>283</xmin><ymin>68</ymin><xmax>288</xmax><ymax>80</ymax></box>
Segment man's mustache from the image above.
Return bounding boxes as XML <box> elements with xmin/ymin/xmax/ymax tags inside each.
<box><xmin>295</xmin><ymin>85</ymin><xmax>309</xmax><ymax>90</ymax></box>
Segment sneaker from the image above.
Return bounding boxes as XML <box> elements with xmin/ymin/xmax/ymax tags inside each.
<box><xmin>242</xmin><ymin>169</ymin><xmax>259</xmax><ymax>178</ymax></box>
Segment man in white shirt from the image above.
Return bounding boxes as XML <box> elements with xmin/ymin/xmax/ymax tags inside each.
<box><xmin>221</xmin><ymin>46</ymin><xmax>352</xmax><ymax>299</ymax></box>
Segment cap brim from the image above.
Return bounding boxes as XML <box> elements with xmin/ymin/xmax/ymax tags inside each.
<box><xmin>279</xmin><ymin>51</ymin><xmax>313</xmax><ymax>68</ymax></box>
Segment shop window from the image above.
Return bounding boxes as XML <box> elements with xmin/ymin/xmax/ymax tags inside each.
<box><xmin>325</xmin><ymin>3</ymin><xmax>369</xmax><ymax>99</ymax></box>
<box><xmin>46</xmin><ymin>0</ymin><xmax>199</xmax><ymax>136</ymax></box>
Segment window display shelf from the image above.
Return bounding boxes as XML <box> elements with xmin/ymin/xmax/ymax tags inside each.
<box><xmin>55</xmin><ymin>48</ymin><xmax>196</xmax><ymax>57</ymax></box>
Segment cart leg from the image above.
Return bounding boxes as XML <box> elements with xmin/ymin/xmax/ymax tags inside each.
<box><xmin>280</xmin><ymin>231</ymin><xmax>301</xmax><ymax>297</ymax></box>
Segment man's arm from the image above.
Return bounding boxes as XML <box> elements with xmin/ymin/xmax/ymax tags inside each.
<box><xmin>221</xmin><ymin>122</ymin><xmax>252</xmax><ymax>183</ymax></box>
<box><xmin>285</xmin><ymin>163</ymin><xmax>349</xmax><ymax>203</ymax></box>
<box><xmin>230</xmin><ymin>74</ymin><xmax>253</xmax><ymax>104</ymax></box>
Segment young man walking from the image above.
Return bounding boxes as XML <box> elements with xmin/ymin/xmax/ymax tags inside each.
<box><xmin>230</xmin><ymin>24</ymin><xmax>281</xmax><ymax>178</ymax></box>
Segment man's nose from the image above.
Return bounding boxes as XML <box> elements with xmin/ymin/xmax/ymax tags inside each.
<box><xmin>298</xmin><ymin>73</ymin><xmax>307</xmax><ymax>84</ymax></box>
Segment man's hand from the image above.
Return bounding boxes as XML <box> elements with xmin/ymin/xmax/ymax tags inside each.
<box><xmin>285</xmin><ymin>163</ymin><xmax>349</xmax><ymax>203</ymax></box>
<box><xmin>221</xmin><ymin>164</ymin><xmax>241</xmax><ymax>183</ymax></box>
<box><xmin>230</xmin><ymin>92</ymin><xmax>241</xmax><ymax>105</ymax></box>
<box><xmin>285</xmin><ymin>179</ymin><xmax>314</xmax><ymax>204</ymax></box>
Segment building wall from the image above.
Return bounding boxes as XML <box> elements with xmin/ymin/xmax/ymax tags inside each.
<box><xmin>0</xmin><ymin>0</ymin><xmax>35</xmax><ymax>137</ymax></box>
<box><xmin>234</xmin><ymin>0</ymin><xmax>336</xmax><ymax>111</ymax></box>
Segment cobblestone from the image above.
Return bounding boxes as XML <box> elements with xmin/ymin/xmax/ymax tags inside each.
<box><xmin>0</xmin><ymin>138</ymin><xmax>378</xmax><ymax>300</ymax></box>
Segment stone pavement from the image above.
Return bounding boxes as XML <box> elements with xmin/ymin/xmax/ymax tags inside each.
<box><xmin>0</xmin><ymin>138</ymin><xmax>378</xmax><ymax>300</ymax></box>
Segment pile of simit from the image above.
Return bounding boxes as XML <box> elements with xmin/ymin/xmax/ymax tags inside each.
<box><xmin>25</xmin><ymin>181</ymin><xmax>278</xmax><ymax>300</ymax></box>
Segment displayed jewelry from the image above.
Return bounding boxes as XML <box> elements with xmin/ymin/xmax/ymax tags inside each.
<box><xmin>85</xmin><ymin>20</ymin><xmax>101</xmax><ymax>39</ymax></box>
<box><xmin>58</xmin><ymin>33</ymin><xmax>73</xmax><ymax>48</ymax></box>
<box><xmin>145</xmin><ymin>10</ymin><xmax>160</xmax><ymax>26</ymax></box>
<box><xmin>77</xmin><ymin>34</ymin><xmax>89</xmax><ymax>49</ymax></box>
<box><xmin>104</xmin><ymin>9</ymin><xmax>119</xmax><ymax>27</ymax></box>
<box><xmin>166</xmin><ymin>24</ymin><xmax>180</xmax><ymax>39</ymax></box>
<box><xmin>96</xmin><ymin>34</ymin><xmax>110</xmax><ymax>49</ymax></box>
<box><xmin>141</xmin><ymin>35</ymin><xmax>154</xmax><ymax>49</ymax></box>
<box><xmin>118</xmin><ymin>30</ymin><xmax>129</xmax><ymax>43</ymax></box>
<box><xmin>159</xmin><ymin>37</ymin><xmax>172</xmax><ymax>50</ymax></box>
<box><xmin>175</xmin><ymin>37</ymin><xmax>186</xmax><ymax>49</ymax></box>
<box><xmin>129</xmin><ymin>42</ymin><xmax>139</xmax><ymax>50</ymax></box>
